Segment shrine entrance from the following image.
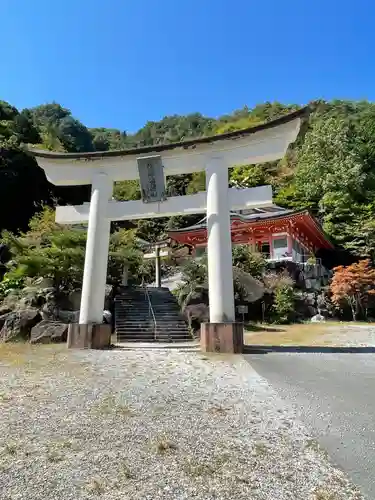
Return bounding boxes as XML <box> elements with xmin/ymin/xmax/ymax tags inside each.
<box><xmin>30</xmin><ymin>108</ymin><xmax>306</xmax><ymax>352</ymax></box>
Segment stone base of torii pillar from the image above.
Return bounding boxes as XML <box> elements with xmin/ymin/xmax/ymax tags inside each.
<box><xmin>200</xmin><ymin>322</ymin><xmax>243</xmax><ymax>353</ymax></box>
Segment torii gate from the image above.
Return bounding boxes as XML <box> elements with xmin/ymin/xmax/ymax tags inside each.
<box><xmin>30</xmin><ymin>108</ymin><xmax>306</xmax><ymax>352</ymax></box>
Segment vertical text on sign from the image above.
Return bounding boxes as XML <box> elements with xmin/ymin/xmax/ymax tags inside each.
<box><xmin>137</xmin><ymin>156</ymin><xmax>167</xmax><ymax>203</ymax></box>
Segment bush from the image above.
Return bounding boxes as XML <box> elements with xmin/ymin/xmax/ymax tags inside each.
<box><xmin>232</xmin><ymin>245</ymin><xmax>265</xmax><ymax>278</ymax></box>
<box><xmin>263</xmin><ymin>271</ymin><xmax>295</xmax><ymax>323</ymax></box>
<box><xmin>272</xmin><ymin>284</ymin><xmax>295</xmax><ymax>323</ymax></box>
<box><xmin>0</xmin><ymin>275</ymin><xmax>25</xmax><ymax>300</ymax></box>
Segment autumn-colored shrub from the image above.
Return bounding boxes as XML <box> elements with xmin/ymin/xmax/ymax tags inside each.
<box><xmin>330</xmin><ymin>259</ymin><xmax>375</xmax><ymax>320</ymax></box>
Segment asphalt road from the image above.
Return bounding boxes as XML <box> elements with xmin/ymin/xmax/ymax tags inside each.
<box><xmin>245</xmin><ymin>352</ymin><xmax>375</xmax><ymax>499</ymax></box>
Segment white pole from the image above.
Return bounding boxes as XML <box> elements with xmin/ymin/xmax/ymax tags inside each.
<box><xmin>206</xmin><ymin>157</ymin><xmax>235</xmax><ymax>323</ymax></box>
<box><xmin>79</xmin><ymin>173</ymin><xmax>112</xmax><ymax>324</ymax></box>
<box><xmin>155</xmin><ymin>246</ymin><xmax>161</xmax><ymax>287</ymax></box>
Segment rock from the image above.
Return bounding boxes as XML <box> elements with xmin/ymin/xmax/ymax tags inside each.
<box><xmin>311</xmin><ymin>314</ymin><xmax>326</xmax><ymax>323</ymax></box>
<box><xmin>32</xmin><ymin>277</ymin><xmax>54</xmax><ymax>289</ymax></box>
<box><xmin>30</xmin><ymin>320</ymin><xmax>68</xmax><ymax>344</ymax></box>
<box><xmin>0</xmin><ymin>309</ymin><xmax>41</xmax><ymax>342</ymax></box>
<box><xmin>184</xmin><ymin>303</ymin><xmax>209</xmax><ymax>335</ymax></box>
<box><xmin>56</xmin><ymin>285</ymin><xmax>113</xmax><ymax>312</ymax></box>
<box><xmin>56</xmin><ymin>310</ymin><xmax>80</xmax><ymax>323</ymax></box>
<box><xmin>0</xmin><ymin>305</ymin><xmax>12</xmax><ymax>316</ymax></box>
<box><xmin>41</xmin><ymin>304</ymin><xmax>79</xmax><ymax>324</ymax></box>
<box><xmin>67</xmin><ymin>290</ymin><xmax>81</xmax><ymax>311</ymax></box>
<box><xmin>104</xmin><ymin>285</ymin><xmax>114</xmax><ymax>310</ymax></box>
<box><xmin>103</xmin><ymin>310</ymin><xmax>112</xmax><ymax>325</ymax></box>
<box><xmin>0</xmin><ymin>313</ymin><xmax>10</xmax><ymax>330</ymax></box>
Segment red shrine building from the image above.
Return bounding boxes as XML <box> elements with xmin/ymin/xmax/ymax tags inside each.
<box><xmin>168</xmin><ymin>205</ymin><xmax>334</xmax><ymax>264</ymax></box>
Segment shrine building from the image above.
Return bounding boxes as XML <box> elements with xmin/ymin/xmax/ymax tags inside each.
<box><xmin>168</xmin><ymin>205</ymin><xmax>334</xmax><ymax>263</ymax></box>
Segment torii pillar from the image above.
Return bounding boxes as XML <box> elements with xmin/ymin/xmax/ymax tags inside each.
<box><xmin>29</xmin><ymin>108</ymin><xmax>306</xmax><ymax>352</ymax></box>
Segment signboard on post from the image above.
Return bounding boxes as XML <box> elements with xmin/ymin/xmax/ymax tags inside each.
<box><xmin>137</xmin><ymin>155</ymin><xmax>167</xmax><ymax>203</ymax></box>
<box><xmin>144</xmin><ymin>249</ymin><xmax>169</xmax><ymax>259</ymax></box>
<box><xmin>237</xmin><ymin>304</ymin><xmax>248</xmax><ymax>323</ymax></box>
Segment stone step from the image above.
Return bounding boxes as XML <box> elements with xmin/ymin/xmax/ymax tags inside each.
<box><xmin>115</xmin><ymin>286</ymin><xmax>189</xmax><ymax>343</ymax></box>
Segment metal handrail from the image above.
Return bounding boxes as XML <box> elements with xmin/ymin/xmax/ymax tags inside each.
<box><xmin>143</xmin><ymin>283</ymin><xmax>157</xmax><ymax>340</ymax></box>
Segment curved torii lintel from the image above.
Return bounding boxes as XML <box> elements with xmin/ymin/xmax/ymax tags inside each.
<box><xmin>28</xmin><ymin>107</ymin><xmax>308</xmax><ymax>185</ymax></box>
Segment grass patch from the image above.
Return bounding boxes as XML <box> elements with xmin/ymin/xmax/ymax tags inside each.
<box><xmin>244</xmin><ymin>322</ymin><xmax>375</xmax><ymax>346</ymax></box>
<box><xmin>183</xmin><ymin>460</ymin><xmax>215</xmax><ymax>477</ymax></box>
<box><xmin>252</xmin><ymin>441</ymin><xmax>269</xmax><ymax>456</ymax></box>
<box><xmin>313</xmin><ymin>490</ymin><xmax>338</xmax><ymax>500</ymax></box>
<box><xmin>0</xmin><ymin>344</ymin><xmax>91</xmax><ymax>379</ymax></box>
<box><xmin>47</xmin><ymin>450</ymin><xmax>64</xmax><ymax>463</ymax></box>
<box><xmin>207</xmin><ymin>405</ymin><xmax>228</xmax><ymax>416</ymax></box>
<box><xmin>119</xmin><ymin>461</ymin><xmax>135</xmax><ymax>479</ymax></box>
<box><xmin>0</xmin><ymin>392</ymin><xmax>13</xmax><ymax>402</ymax></box>
<box><xmin>155</xmin><ymin>438</ymin><xmax>178</xmax><ymax>454</ymax></box>
<box><xmin>85</xmin><ymin>478</ymin><xmax>105</xmax><ymax>495</ymax></box>
<box><xmin>94</xmin><ymin>395</ymin><xmax>133</xmax><ymax>417</ymax></box>
<box><xmin>3</xmin><ymin>442</ymin><xmax>18</xmax><ymax>455</ymax></box>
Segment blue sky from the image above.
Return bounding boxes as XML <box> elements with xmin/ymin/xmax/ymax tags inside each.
<box><xmin>2</xmin><ymin>0</ymin><xmax>374</xmax><ymax>132</ymax></box>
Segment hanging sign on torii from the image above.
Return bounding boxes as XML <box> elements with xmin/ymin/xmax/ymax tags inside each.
<box><xmin>137</xmin><ymin>155</ymin><xmax>167</xmax><ymax>203</ymax></box>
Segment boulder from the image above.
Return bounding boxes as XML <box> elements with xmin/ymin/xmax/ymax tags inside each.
<box><xmin>0</xmin><ymin>305</ymin><xmax>12</xmax><ymax>316</ymax></box>
<box><xmin>104</xmin><ymin>285</ymin><xmax>114</xmax><ymax>310</ymax></box>
<box><xmin>0</xmin><ymin>313</ymin><xmax>10</xmax><ymax>330</ymax></box>
<box><xmin>184</xmin><ymin>303</ymin><xmax>209</xmax><ymax>336</ymax></box>
<box><xmin>30</xmin><ymin>320</ymin><xmax>68</xmax><ymax>344</ymax></box>
<box><xmin>311</xmin><ymin>314</ymin><xmax>326</xmax><ymax>323</ymax></box>
<box><xmin>40</xmin><ymin>303</ymin><xmax>79</xmax><ymax>324</ymax></box>
<box><xmin>103</xmin><ymin>310</ymin><xmax>112</xmax><ymax>325</ymax></box>
<box><xmin>67</xmin><ymin>290</ymin><xmax>81</xmax><ymax>311</ymax></box>
<box><xmin>53</xmin><ymin>285</ymin><xmax>113</xmax><ymax>312</ymax></box>
<box><xmin>55</xmin><ymin>310</ymin><xmax>80</xmax><ymax>324</ymax></box>
<box><xmin>0</xmin><ymin>309</ymin><xmax>41</xmax><ymax>342</ymax></box>
<box><xmin>31</xmin><ymin>277</ymin><xmax>54</xmax><ymax>290</ymax></box>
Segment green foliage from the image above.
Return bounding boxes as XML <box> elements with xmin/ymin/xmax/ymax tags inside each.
<box><xmin>175</xmin><ymin>258</ymin><xmax>207</xmax><ymax>309</ymax></box>
<box><xmin>0</xmin><ymin>275</ymin><xmax>25</xmax><ymax>300</ymax></box>
<box><xmin>232</xmin><ymin>245</ymin><xmax>265</xmax><ymax>278</ymax></box>
<box><xmin>1</xmin><ymin>208</ymin><xmax>146</xmax><ymax>291</ymax></box>
<box><xmin>177</xmin><ymin>248</ymin><xmax>265</xmax><ymax>309</ymax></box>
<box><xmin>2</xmin><ymin>208</ymin><xmax>87</xmax><ymax>291</ymax></box>
<box><xmin>113</xmin><ymin>180</ymin><xmax>141</xmax><ymax>201</ymax></box>
<box><xmin>229</xmin><ymin>164</ymin><xmax>266</xmax><ymax>188</ymax></box>
<box><xmin>107</xmin><ymin>228</ymin><xmax>145</xmax><ymax>285</ymax></box>
<box><xmin>186</xmin><ymin>172</ymin><xmax>206</xmax><ymax>194</ymax></box>
<box><xmin>272</xmin><ymin>284</ymin><xmax>295</xmax><ymax>324</ymax></box>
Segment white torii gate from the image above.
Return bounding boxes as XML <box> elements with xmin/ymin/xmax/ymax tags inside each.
<box><xmin>30</xmin><ymin>108</ymin><xmax>305</xmax><ymax>349</ymax></box>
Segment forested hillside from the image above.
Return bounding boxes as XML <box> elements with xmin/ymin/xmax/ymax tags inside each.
<box><xmin>1</xmin><ymin>98</ymin><xmax>375</xmax><ymax>260</ymax></box>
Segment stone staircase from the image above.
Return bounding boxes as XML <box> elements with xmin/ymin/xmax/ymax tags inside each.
<box><xmin>115</xmin><ymin>286</ymin><xmax>192</xmax><ymax>342</ymax></box>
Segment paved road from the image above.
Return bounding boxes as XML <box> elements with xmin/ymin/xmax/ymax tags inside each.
<box><xmin>245</xmin><ymin>352</ymin><xmax>375</xmax><ymax>499</ymax></box>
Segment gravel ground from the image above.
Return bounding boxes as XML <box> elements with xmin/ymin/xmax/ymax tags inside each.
<box><xmin>0</xmin><ymin>345</ymin><xmax>363</xmax><ymax>500</ymax></box>
<box><xmin>319</xmin><ymin>324</ymin><xmax>375</xmax><ymax>346</ymax></box>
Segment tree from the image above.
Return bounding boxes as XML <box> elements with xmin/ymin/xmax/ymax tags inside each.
<box><xmin>330</xmin><ymin>259</ymin><xmax>375</xmax><ymax>320</ymax></box>
<box><xmin>229</xmin><ymin>164</ymin><xmax>266</xmax><ymax>189</ymax></box>
<box><xmin>2</xmin><ymin>208</ymin><xmax>86</xmax><ymax>292</ymax></box>
<box><xmin>2</xmin><ymin>208</ymin><xmax>145</xmax><ymax>293</ymax></box>
<box><xmin>176</xmin><ymin>249</ymin><xmax>265</xmax><ymax>309</ymax></box>
<box><xmin>232</xmin><ymin>245</ymin><xmax>265</xmax><ymax>278</ymax></box>
<box><xmin>175</xmin><ymin>257</ymin><xmax>207</xmax><ymax>309</ymax></box>
<box><xmin>57</xmin><ymin>116</ymin><xmax>94</xmax><ymax>153</ymax></box>
<box><xmin>293</xmin><ymin>116</ymin><xmax>375</xmax><ymax>255</ymax></box>
<box><xmin>107</xmin><ymin>228</ymin><xmax>144</xmax><ymax>285</ymax></box>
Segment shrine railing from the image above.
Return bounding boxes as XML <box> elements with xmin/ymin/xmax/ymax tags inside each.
<box><xmin>143</xmin><ymin>283</ymin><xmax>157</xmax><ymax>340</ymax></box>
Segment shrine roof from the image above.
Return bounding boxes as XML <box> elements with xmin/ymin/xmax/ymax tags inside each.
<box><xmin>168</xmin><ymin>207</ymin><xmax>297</xmax><ymax>232</ymax></box>
<box><xmin>28</xmin><ymin>107</ymin><xmax>308</xmax><ymax>160</ymax></box>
